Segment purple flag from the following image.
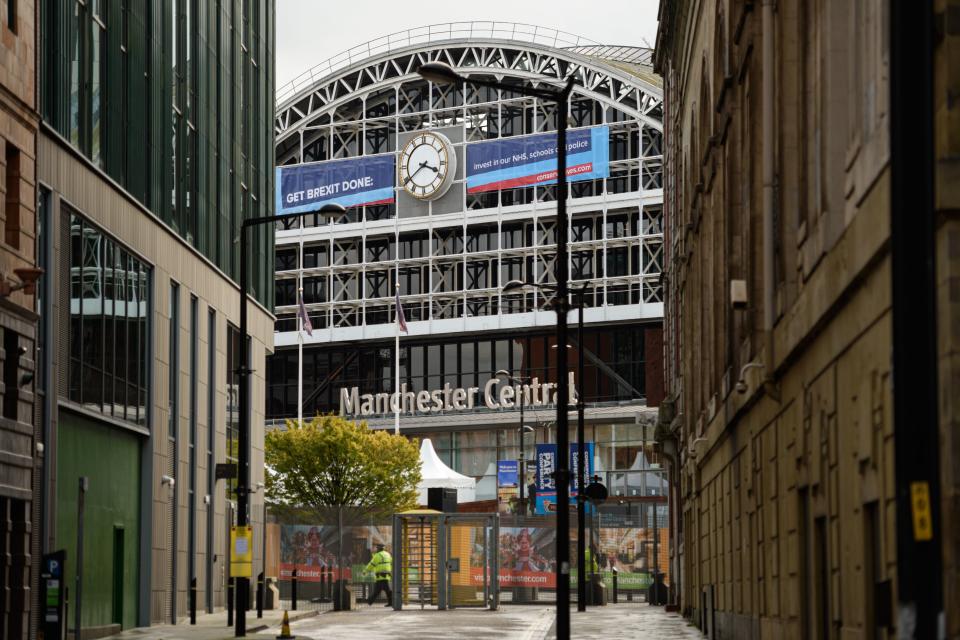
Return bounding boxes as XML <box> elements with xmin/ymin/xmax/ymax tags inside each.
<box><xmin>395</xmin><ymin>288</ymin><xmax>408</xmax><ymax>333</ymax></box>
<box><xmin>297</xmin><ymin>291</ymin><xmax>313</xmax><ymax>336</ymax></box>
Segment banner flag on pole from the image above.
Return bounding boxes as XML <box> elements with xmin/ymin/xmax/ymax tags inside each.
<box><xmin>395</xmin><ymin>288</ymin><xmax>408</xmax><ymax>333</ymax></box>
<box><xmin>297</xmin><ymin>292</ymin><xmax>313</xmax><ymax>336</ymax></box>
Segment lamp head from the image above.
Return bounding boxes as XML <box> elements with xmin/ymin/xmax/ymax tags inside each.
<box><xmin>417</xmin><ymin>61</ymin><xmax>462</xmax><ymax>85</ymax></box>
<box><xmin>502</xmin><ymin>279</ymin><xmax>527</xmax><ymax>292</ymax></box>
<box><xmin>14</xmin><ymin>267</ymin><xmax>43</xmax><ymax>295</ymax></box>
<box><xmin>318</xmin><ymin>202</ymin><xmax>347</xmax><ymax>216</ymax></box>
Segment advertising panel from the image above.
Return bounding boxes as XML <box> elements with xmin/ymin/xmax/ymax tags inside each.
<box><xmin>534</xmin><ymin>444</ymin><xmax>558</xmax><ymax>515</ymax></box>
<box><xmin>465</xmin><ymin>125</ymin><xmax>610</xmax><ymax>193</ymax></box>
<box><xmin>275</xmin><ymin>154</ymin><xmax>395</xmax><ymax>215</ymax></box>
<box><xmin>497</xmin><ymin>460</ymin><xmax>520</xmax><ymax>514</ymax></box>
<box><xmin>278</xmin><ymin>523</ymin><xmax>391</xmax><ymax>582</ymax></box>
<box><xmin>569</xmin><ymin>442</ymin><xmax>596</xmax><ymax>496</ymax></box>
<box><xmin>487</xmin><ymin>525</ymin><xmax>662</xmax><ymax>591</ymax></box>
<box><xmin>493</xmin><ymin>527</ymin><xmax>556</xmax><ymax>587</ymax></box>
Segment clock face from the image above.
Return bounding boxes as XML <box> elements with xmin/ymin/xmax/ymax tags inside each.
<box><xmin>398</xmin><ymin>131</ymin><xmax>457</xmax><ymax>200</ymax></box>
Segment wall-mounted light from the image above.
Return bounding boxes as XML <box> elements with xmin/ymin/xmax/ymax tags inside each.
<box><xmin>0</xmin><ymin>267</ymin><xmax>43</xmax><ymax>297</ymax></box>
<box><xmin>735</xmin><ymin>362</ymin><xmax>766</xmax><ymax>394</ymax></box>
<box><xmin>687</xmin><ymin>437</ymin><xmax>709</xmax><ymax>458</ymax></box>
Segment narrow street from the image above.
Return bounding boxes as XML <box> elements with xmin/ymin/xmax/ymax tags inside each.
<box><xmin>280</xmin><ymin>605</ymin><xmax>700</xmax><ymax>640</ymax></box>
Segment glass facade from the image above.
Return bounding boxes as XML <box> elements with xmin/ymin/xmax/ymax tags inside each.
<box><xmin>268</xmin><ymin>32</ymin><xmax>665</xmax><ymax>507</ymax></box>
<box><xmin>402</xmin><ymin>422</ymin><xmax>664</xmax><ymax>502</ymax></box>
<box><xmin>68</xmin><ymin>210</ymin><xmax>149</xmax><ymax>425</ymax></box>
<box><xmin>42</xmin><ymin>0</ymin><xmax>275</xmax><ymax>305</ymax></box>
<box><xmin>266</xmin><ymin>325</ymin><xmax>649</xmax><ymax>419</ymax></box>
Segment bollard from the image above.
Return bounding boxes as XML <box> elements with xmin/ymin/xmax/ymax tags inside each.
<box><xmin>612</xmin><ymin>568</ymin><xmax>619</xmax><ymax>604</ymax></box>
<box><xmin>291</xmin><ymin>568</ymin><xmax>298</xmax><ymax>611</ymax></box>
<box><xmin>190</xmin><ymin>577</ymin><xmax>197</xmax><ymax>624</ymax></box>
<box><xmin>257</xmin><ymin>571</ymin><xmax>264</xmax><ymax>618</ymax></box>
<box><xmin>227</xmin><ymin>577</ymin><xmax>235</xmax><ymax>626</ymax></box>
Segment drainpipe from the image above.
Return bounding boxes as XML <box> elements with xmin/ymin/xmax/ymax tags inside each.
<box><xmin>761</xmin><ymin>0</ymin><xmax>777</xmax><ymax>391</ymax></box>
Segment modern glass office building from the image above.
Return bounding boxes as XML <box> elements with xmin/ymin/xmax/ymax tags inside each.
<box><xmin>36</xmin><ymin>0</ymin><xmax>275</xmax><ymax>631</ymax></box>
<box><xmin>269</xmin><ymin>23</ymin><xmax>665</xmax><ymax>503</ymax></box>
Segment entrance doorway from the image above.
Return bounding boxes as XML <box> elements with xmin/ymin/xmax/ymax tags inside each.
<box><xmin>391</xmin><ymin>511</ymin><xmax>499</xmax><ymax>611</ymax></box>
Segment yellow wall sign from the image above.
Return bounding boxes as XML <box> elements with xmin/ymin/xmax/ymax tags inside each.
<box><xmin>910</xmin><ymin>481</ymin><xmax>933</xmax><ymax>541</ymax></box>
<box><xmin>231</xmin><ymin>526</ymin><xmax>253</xmax><ymax>577</ymax></box>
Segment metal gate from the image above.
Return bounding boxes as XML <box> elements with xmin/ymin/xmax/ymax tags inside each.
<box><xmin>391</xmin><ymin>511</ymin><xmax>499</xmax><ymax>611</ymax></box>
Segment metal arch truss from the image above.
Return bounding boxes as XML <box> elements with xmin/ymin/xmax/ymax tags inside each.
<box><xmin>272</xmin><ymin>31</ymin><xmax>665</xmax><ymax>348</ymax></box>
<box><xmin>275</xmin><ymin>40</ymin><xmax>664</xmax><ymax>151</ymax></box>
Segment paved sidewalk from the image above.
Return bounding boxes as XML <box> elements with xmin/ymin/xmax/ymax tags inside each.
<box><xmin>568</xmin><ymin>604</ymin><xmax>702</xmax><ymax>639</ymax></box>
<box><xmin>103</xmin><ymin>603</ymin><xmax>701</xmax><ymax>639</ymax></box>
<box><xmin>103</xmin><ymin>609</ymin><xmax>318</xmax><ymax>639</ymax></box>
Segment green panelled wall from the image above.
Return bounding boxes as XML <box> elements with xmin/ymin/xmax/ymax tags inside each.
<box><xmin>40</xmin><ymin>0</ymin><xmax>275</xmax><ymax>308</ymax></box>
<box><xmin>55</xmin><ymin>412</ymin><xmax>141</xmax><ymax>629</ymax></box>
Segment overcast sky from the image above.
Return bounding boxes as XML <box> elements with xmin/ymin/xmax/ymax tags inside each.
<box><xmin>275</xmin><ymin>1</ymin><xmax>661</xmax><ymax>90</ymax></box>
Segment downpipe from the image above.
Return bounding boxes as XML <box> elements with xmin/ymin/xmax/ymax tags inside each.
<box><xmin>761</xmin><ymin>0</ymin><xmax>779</xmax><ymax>401</ymax></box>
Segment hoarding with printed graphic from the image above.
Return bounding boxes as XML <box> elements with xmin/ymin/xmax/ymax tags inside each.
<box><xmin>275</xmin><ymin>154</ymin><xmax>395</xmax><ymax>215</ymax></box>
<box><xmin>465</xmin><ymin>125</ymin><xmax>610</xmax><ymax>193</ymax></box>
<box><xmin>534</xmin><ymin>444</ymin><xmax>558</xmax><ymax>515</ymax></box>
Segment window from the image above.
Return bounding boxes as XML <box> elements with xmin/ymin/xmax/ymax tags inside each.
<box><xmin>169</xmin><ymin>282</ymin><xmax>179</xmax><ymax>438</ymax></box>
<box><xmin>225</xmin><ymin>324</ymin><xmax>240</xmax><ymax>500</ymax></box>
<box><xmin>0</xmin><ymin>497</ymin><xmax>29</xmax><ymax>639</ymax></box>
<box><xmin>3</xmin><ymin>329</ymin><xmax>20</xmax><ymax>420</ymax></box>
<box><xmin>7</xmin><ymin>0</ymin><xmax>16</xmax><ymax>33</ymax></box>
<box><xmin>68</xmin><ymin>211</ymin><xmax>150</xmax><ymax>424</ymax></box>
<box><xmin>4</xmin><ymin>142</ymin><xmax>20</xmax><ymax>249</ymax></box>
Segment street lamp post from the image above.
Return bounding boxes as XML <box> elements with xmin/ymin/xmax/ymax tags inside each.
<box><xmin>236</xmin><ymin>202</ymin><xmax>346</xmax><ymax>637</ymax></box>
<box><xmin>504</xmin><ymin>279</ymin><xmax>589</xmax><ymax>611</ymax></box>
<box><xmin>495</xmin><ymin>370</ymin><xmax>532</xmax><ymax>513</ymax></box>
<box><xmin>420</xmin><ymin>61</ymin><xmax>575</xmax><ymax>636</ymax></box>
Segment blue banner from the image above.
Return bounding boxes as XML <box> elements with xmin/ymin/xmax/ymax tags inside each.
<box><xmin>465</xmin><ymin>125</ymin><xmax>609</xmax><ymax>193</ymax></box>
<box><xmin>535</xmin><ymin>444</ymin><xmax>558</xmax><ymax>515</ymax></box>
<box><xmin>570</xmin><ymin>442</ymin><xmax>595</xmax><ymax>496</ymax></box>
<box><xmin>275</xmin><ymin>154</ymin><xmax>396</xmax><ymax>215</ymax></box>
<box><xmin>497</xmin><ymin>460</ymin><xmax>519</xmax><ymax>488</ymax></box>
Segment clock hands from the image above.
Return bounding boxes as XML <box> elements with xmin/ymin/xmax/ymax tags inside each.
<box><xmin>403</xmin><ymin>161</ymin><xmax>429</xmax><ymax>186</ymax></box>
<box><xmin>404</xmin><ymin>160</ymin><xmax>439</xmax><ymax>187</ymax></box>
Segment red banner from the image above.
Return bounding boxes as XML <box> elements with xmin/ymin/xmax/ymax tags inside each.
<box><xmin>279</xmin><ymin>563</ymin><xmax>351</xmax><ymax>582</ymax></box>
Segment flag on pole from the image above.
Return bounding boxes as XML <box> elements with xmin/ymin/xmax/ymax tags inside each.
<box><xmin>395</xmin><ymin>287</ymin><xmax>408</xmax><ymax>333</ymax></box>
<box><xmin>297</xmin><ymin>291</ymin><xmax>313</xmax><ymax>336</ymax></box>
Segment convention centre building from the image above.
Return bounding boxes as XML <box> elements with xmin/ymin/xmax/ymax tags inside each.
<box><xmin>268</xmin><ymin>22</ymin><xmax>666</xmax><ymax>506</ymax></box>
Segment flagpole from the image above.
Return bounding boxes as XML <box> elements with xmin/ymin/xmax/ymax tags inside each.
<box><xmin>298</xmin><ymin>287</ymin><xmax>303</xmax><ymax>428</ymax></box>
<box><xmin>394</xmin><ymin>280</ymin><xmax>400</xmax><ymax>436</ymax></box>
<box><xmin>298</xmin><ymin>227</ymin><xmax>304</xmax><ymax>427</ymax></box>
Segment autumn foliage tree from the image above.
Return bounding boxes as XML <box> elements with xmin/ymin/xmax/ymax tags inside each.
<box><xmin>265</xmin><ymin>415</ymin><xmax>421</xmax><ymax>521</ymax></box>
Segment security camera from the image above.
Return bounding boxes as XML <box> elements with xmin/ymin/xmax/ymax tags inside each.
<box><xmin>735</xmin><ymin>380</ymin><xmax>748</xmax><ymax>394</ymax></box>
<box><xmin>161</xmin><ymin>475</ymin><xmax>175</xmax><ymax>488</ymax></box>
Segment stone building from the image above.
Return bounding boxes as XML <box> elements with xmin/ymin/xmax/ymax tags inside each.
<box><xmin>0</xmin><ymin>0</ymin><xmax>40</xmax><ymax>638</ymax></box>
<box><xmin>655</xmin><ymin>1</ymin><xmax>956</xmax><ymax>637</ymax></box>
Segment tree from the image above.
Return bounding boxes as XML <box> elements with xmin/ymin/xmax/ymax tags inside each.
<box><xmin>265</xmin><ymin>415</ymin><xmax>421</xmax><ymax>520</ymax></box>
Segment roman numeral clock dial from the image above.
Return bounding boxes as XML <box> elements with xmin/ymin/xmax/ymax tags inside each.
<box><xmin>398</xmin><ymin>131</ymin><xmax>457</xmax><ymax>200</ymax></box>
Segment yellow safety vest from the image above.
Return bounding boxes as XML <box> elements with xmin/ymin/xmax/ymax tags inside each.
<box><xmin>366</xmin><ymin>550</ymin><xmax>392</xmax><ymax>579</ymax></box>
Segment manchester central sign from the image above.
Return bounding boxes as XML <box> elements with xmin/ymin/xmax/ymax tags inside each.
<box><xmin>340</xmin><ymin>373</ymin><xmax>577</xmax><ymax>418</ymax></box>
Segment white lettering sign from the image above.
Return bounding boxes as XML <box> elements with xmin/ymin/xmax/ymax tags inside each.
<box><xmin>339</xmin><ymin>372</ymin><xmax>577</xmax><ymax>418</ymax></box>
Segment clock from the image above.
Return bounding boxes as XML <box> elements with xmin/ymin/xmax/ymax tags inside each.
<box><xmin>398</xmin><ymin>131</ymin><xmax>457</xmax><ymax>200</ymax></box>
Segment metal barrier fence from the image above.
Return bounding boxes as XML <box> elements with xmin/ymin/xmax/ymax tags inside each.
<box><xmin>268</xmin><ymin>501</ymin><xmax>668</xmax><ymax>608</ymax></box>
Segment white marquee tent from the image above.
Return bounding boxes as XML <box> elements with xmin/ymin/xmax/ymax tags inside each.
<box><xmin>416</xmin><ymin>438</ymin><xmax>477</xmax><ymax>504</ymax></box>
